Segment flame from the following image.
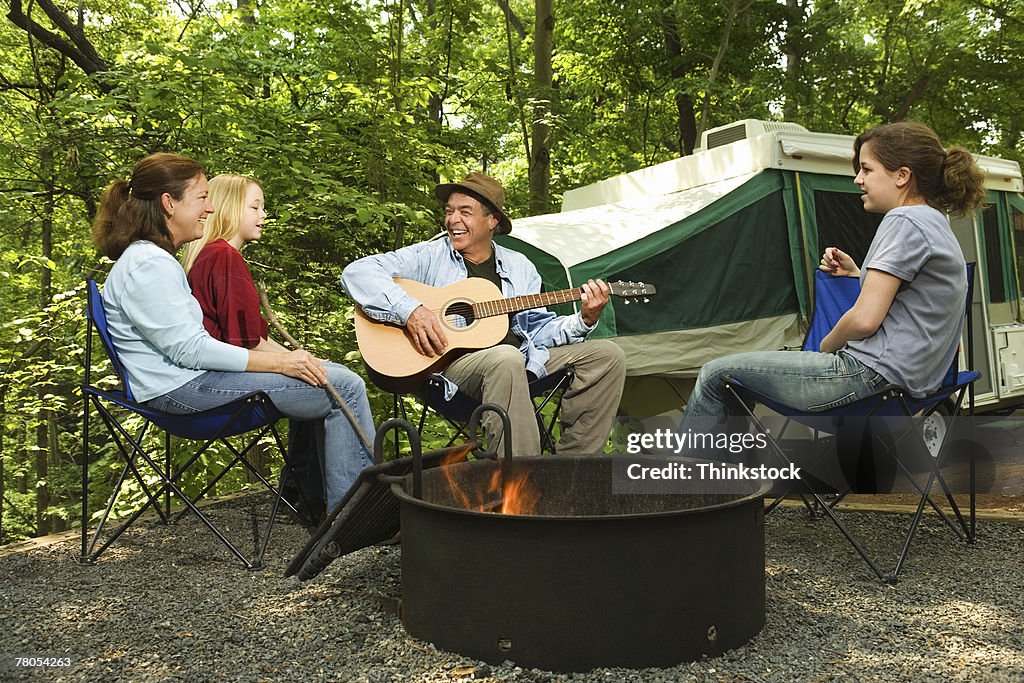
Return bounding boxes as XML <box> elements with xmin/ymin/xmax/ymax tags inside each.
<box><xmin>436</xmin><ymin>449</ymin><xmax>541</xmax><ymax>514</ymax></box>
<box><xmin>439</xmin><ymin>444</ymin><xmax>474</xmax><ymax>468</ymax></box>
<box><xmin>438</xmin><ymin>444</ymin><xmax>475</xmax><ymax>511</ymax></box>
<box><xmin>488</xmin><ymin>466</ymin><xmax>541</xmax><ymax>515</ymax></box>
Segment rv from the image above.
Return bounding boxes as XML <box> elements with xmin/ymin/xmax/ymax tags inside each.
<box><xmin>499</xmin><ymin>120</ymin><xmax>1024</xmax><ymax>418</ymax></box>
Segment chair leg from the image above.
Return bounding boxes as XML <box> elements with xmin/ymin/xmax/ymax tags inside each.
<box><xmin>389</xmin><ymin>392</ymin><xmax>413</xmax><ymax>459</ymax></box>
<box><xmin>890</xmin><ymin>438</ymin><xmax>970</xmax><ymax>581</ymax></box>
<box><xmin>87</xmin><ymin>402</ymin><xmax>284</xmax><ymax>570</ymax></box>
<box><xmin>252</xmin><ymin>424</ymin><xmax>292</xmax><ymax>570</ymax></box>
<box><xmin>82</xmin><ymin>401</ymin><xmax>170</xmax><ymax>562</ymax></box>
<box><xmin>532</xmin><ymin>367</ymin><xmax>575</xmax><ymax>454</ymax></box>
<box><xmin>754</xmin><ymin>412</ymin><xmax>895</xmax><ymax>582</ymax></box>
<box><xmin>892</xmin><ymin>396</ymin><xmax>976</xmax><ymax>540</ymax></box>
<box><xmin>166</xmin><ymin>425</ymin><xmax>293</xmax><ymax>570</ymax></box>
<box><xmin>89</xmin><ymin>424</ymin><xmax>260</xmax><ymax>568</ymax></box>
<box><xmin>968</xmin><ymin>415</ymin><xmax>977</xmax><ymax>543</ymax></box>
<box><xmin>164</xmin><ymin>431</ymin><xmax>173</xmax><ymax>520</ymax></box>
<box><xmin>79</xmin><ymin>392</ymin><xmax>92</xmax><ymax>564</ymax></box>
<box><xmin>169</xmin><ymin>420</ymin><xmax>294</xmax><ymax>571</ymax></box>
<box><xmin>725</xmin><ymin>383</ymin><xmax>895</xmax><ymax>582</ymax></box>
<box><xmin>892</xmin><ymin>469</ymin><xmax>940</xmax><ymax>579</ymax></box>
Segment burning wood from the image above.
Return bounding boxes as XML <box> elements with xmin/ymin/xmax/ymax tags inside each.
<box><xmin>488</xmin><ymin>467</ymin><xmax>540</xmax><ymax>515</ymax></box>
<box><xmin>438</xmin><ymin>446</ymin><xmax>542</xmax><ymax>515</ymax></box>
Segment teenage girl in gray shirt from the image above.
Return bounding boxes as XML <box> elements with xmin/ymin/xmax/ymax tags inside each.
<box><xmin>683</xmin><ymin>121</ymin><xmax>986</xmax><ymax>419</ymax></box>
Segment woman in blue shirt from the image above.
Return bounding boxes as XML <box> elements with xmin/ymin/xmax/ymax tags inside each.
<box><xmin>92</xmin><ymin>153</ymin><xmax>373</xmax><ymax>512</ymax></box>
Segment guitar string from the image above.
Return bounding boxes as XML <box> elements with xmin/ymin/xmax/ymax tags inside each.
<box><xmin>429</xmin><ymin>283</ymin><xmax>646</xmax><ymax>327</ymax></box>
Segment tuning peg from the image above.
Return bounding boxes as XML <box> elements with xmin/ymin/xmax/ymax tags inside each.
<box><xmin>643</xmin><ymin>297</ymin><xmax>649</xmax><ymax>303</ymax></box>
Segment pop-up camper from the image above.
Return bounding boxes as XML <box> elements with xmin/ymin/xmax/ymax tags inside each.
<box><xmin>498</xmin><ymin>120</ymin><xmax>1024</xmax><ymax>416</ymax></box>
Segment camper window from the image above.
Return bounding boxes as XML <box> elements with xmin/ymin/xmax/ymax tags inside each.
<box><xmin>813</xmin><ymin>190</ymin><xmax>883</xmax><ymax>266</ymax></box>
<box><xmin>982</xmin><ymin>205</ymin><xmax>1007</xmax><ymax>304</ymax></box>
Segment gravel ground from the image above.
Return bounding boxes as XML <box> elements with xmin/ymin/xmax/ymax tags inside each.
<box><xmin>2</xmin><ymin>495</ymin><xmax>1023</xmax><ymax>682</ymax></box>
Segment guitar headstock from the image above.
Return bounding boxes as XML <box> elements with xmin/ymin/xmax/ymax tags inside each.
<box><xmin>609</xmin><ymin>280</ymin><xmax>656</xmax><ymax>304</ymax></box>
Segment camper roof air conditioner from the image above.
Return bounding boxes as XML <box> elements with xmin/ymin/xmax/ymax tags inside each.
<box><xmin>699</xmin><ymin>119</ymin><xmax>809</xmax><ymax>151</ymax></box>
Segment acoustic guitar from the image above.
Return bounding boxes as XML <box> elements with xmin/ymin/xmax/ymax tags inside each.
<box><xmin>354</xmin><ymin>277</ymin><xmax>655</xmax><ymax>392</ymax></box>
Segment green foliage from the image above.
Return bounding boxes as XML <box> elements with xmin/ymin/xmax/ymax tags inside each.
<box><xmin>1</xmin><ymin>0</ymin><xmax>1022</xmax><ymax>543</ymax></box>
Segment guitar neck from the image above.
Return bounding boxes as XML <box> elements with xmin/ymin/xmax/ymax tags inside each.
<box><xmin>472</xmin><ymin>288</ymin><xmax>582</xmax><ymax>319</ymax></box>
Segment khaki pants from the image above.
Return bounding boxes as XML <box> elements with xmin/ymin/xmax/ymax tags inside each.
<box><xmin>443</xmin><ymin>339</ymin><xmax>626</xmax><ymax>456</ymax></box>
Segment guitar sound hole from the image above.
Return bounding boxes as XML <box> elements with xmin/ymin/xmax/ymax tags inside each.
<box><xmin>443</xmin><ymin>301</ymin><xmax>476</xmax><ymax>329</ymax></box>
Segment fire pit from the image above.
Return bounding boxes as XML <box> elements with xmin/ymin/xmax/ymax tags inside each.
<box><xmin>389</xmin><ymin>412</ymin><xmax>770</xmax><ymax>672</ymax></box>
<box><xmin>289</xmin><ymin>411</ymin><xmax>770</xmax><ymax>673</ymax></box>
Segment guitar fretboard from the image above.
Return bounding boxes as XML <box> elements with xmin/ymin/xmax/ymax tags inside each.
<box><xmin>472</xmin><ymin>288</ymin><xmax>583</xmax><ymax>319</ymax></box>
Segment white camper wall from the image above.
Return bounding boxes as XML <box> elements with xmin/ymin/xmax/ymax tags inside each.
<box><xmin>561</xmin><ymin>126</ymin><xmax>1023</xmax><ymax>213</ymax></box>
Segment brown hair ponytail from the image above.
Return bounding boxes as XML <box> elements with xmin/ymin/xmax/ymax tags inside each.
<box><xmin>92</xmin><ymin>153</ymin><xmax>204</xmax><ymax>260</ymax></box>
<box><xmin>941</xmin><ymin>146</ymin><xmax>987</xmax><ymax>217</ymax></box>
<box><xmin>853</xmin><ymin>122</ymin><xmax>986</xmax><ymax>217</ymax></box>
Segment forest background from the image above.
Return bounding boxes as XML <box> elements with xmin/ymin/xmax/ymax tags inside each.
<box><xmin>1</xmin><ymin>0</ymin><xmax>1022</xmax><ymax>543</ymax></box>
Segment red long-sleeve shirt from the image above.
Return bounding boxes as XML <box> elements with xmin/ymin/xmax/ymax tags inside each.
<box><xmin>186</xmin><ymin>239</ymin><xmax>269</xmax><ymax>349</ymax></box>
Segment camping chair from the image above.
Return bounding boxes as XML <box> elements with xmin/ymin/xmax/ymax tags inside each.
<box><xmin>390</xmin><ymin>364</ymin><xmax>576</xmax><ymax>454</ymax></box>
<box><xmin>722</xmin><ymin>264</ymin><xmax>978</xmax><ymax>583</ymax></box>
<box><xmin>80</xmin><ymin>280</ymin><xmax>301</xmax><ymax>570</ymax></box>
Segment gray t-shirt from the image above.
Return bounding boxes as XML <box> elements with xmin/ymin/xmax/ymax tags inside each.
<box><xmin>845</xmin><ymin>204</ymin><xmax>967</xmax><ymax>397</ymax></box>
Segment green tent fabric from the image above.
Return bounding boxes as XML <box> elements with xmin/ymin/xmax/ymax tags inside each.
<box><xmin>495</xmin><ymin>126</ymin><xmax>1024</xmax><ymax>384</ymax></box>
<box><xmin>501</xmin><ymin>171</ymin><xmax>805</xmax><ymax>336</ymax></box>
<box><xmin>498</xmin><ymin>170</ymin><xmax>809</xmax><ymax>377</ymax></box>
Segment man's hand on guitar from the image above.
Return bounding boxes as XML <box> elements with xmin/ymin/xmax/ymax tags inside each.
<box><xmin>580</xmin><ymin>279</ymin><xmax>611</xmax><ymax>327</ymax></box>
<box><xmin>406</xmin><ymin>305</ymin><xmax>449</xmax><ymax>357</ymax></box>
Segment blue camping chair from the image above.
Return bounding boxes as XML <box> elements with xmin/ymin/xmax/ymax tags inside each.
<box><xmin>388</xmin><ymin>365</ymin><xmax>576</xmax><ymax>454</ymax></box>
<box><xmin>723</xmin><ymin>265</ymin><xmax>978</xmax><ymax>583</ymax></box>
<box><xmin>80</xmin><ymin>280</ymin><xmax>300</xmax><ymax>570</ymax></box>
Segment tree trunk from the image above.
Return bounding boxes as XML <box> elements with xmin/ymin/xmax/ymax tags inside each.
<box><xmin>696</xmin><ymin>0</ymin><xmax>746</xmax><ymax>141</ymax></box>
<box><xmin>529</xmin><ymin>0</ymin><xmax>554</xmax><ymax>215</ymax></box>
<box><xmin>497</xmin><ymin>0</ymin><xmax>527</xmax><ymax>38</ymax></box>
<box><xmin>18</xmin><ymin>424</ymin><xmax>28</xmax><ymax>495</ymax></box>
<box><xmin>6</xmin><ymin>0</ymin><xmax>108</xmax><ymax>78</ymax></box>
<box><xmin>35</xmin><ymin>143</ymin><xmax>54</xmax><ymax>536</ymax></box>
<box><xmin>236</xmin><ymin>0</ymin><xmax>269</xmax><ymax>99</ymax></box>
<box><xmin>661</xmin><ymin>7</ymin><xmax>697</xmax><ymax>155</ymax></box>
<box><xmin>783</xmin><ymin>0</ymin><xmax>801</xmax><ymax>121</ymax></box>
<box><xmin>891</xmin><ymin>73</ymin><xmax>929</xmax><ymax>122</ymax></box>
<box><xmin>426</xmin><ymin>0</ymin><xmax>443</xmax><ymax>132</ymax></box>
<box><xmin>504</xmin><ymin>0</ymin><xmax>530</xmax><ymax>176</ymax></box>
<box><xmin>35</xmin><ymin>409</ymin><xmax>50</xmax><ymax>535</ymax></box>
<box><xmin>237</xmin><ymin>0</ymin><xmax>254</xmax><ymax>22</ymax></box>
<box><xmin>47</xmin><ymin>411</ymin><xmax>63</xmax><ymax>532</ymax></box>
<box><xmin>389</xmin><ymin>0</ymin><xmax>405</xmax><ymax>111</ymax></box>
<box><xmin>1004</xmin><ymin>117</ymin><xmax>1021</xmax><ymax>152</ymax></box>
<box><xmin>1</xmin><ymin>390</ymin><xmax>5</xmax><ymax>541</ymax></box>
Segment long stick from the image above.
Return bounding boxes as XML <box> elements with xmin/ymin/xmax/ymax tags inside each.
<box><xmin>258</xmin><ymin>283</ymin><xmax>374</xmax><ymax>454</ymax></box>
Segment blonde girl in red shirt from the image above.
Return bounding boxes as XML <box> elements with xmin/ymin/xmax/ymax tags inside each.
<box><xmin>181</xmin><ymin>174</ymin><xmax>370</xmax><ymax>523</ymax></box>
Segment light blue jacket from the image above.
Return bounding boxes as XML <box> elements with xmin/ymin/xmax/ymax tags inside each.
<box><xmin>101</xmin><ymin>241</ymin><xmax>249</xmax><ymax>402</ymax></box>
<box><xmin>340</xmin><ymin>236</ymin><xmax>594</xmax><ymax>379</ymax></box>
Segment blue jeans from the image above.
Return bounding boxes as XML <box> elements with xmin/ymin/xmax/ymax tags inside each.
<box><xmin>147</xmin><ymin>362</ymin><xmax>375</xmax><ymax>510</ymax></box>
<box><xmin>684</xmin><ymin>349</ymin><xmax>889</xmax><ymax>418</ymax></box>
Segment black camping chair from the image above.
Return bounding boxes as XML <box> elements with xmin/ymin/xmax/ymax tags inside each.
<box><xmin>80</xmin><ymin>280</ymin><xmax>302</xmax><ymax>570</ymax></box>
<box><xmin>387</xmin><ymin>365</ymin><xmax>575</xmax><ymax>454</ymax></box>
<box><xmin>722</xmin><ymin>264</ymin><xmax>978</xmax><ymax>583</ymax></box>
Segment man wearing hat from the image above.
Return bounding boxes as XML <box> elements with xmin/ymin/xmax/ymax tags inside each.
<box><xmin>341</xmin><ymin>172</ymin><xmax>625</xmax><ymax>456</ymax></box>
